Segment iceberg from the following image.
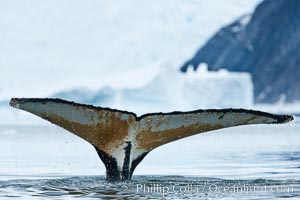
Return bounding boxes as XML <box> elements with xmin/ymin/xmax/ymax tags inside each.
<box><xmin>54</xmin><ymin>64</ymin><xmax>253</xmax><ymax>115</ymax></box>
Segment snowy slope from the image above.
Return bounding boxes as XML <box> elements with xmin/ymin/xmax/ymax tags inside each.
<box><xmin>0</xmin><ymin>0</ymin><xmax>260</xmax><ymax>100</ymax></box>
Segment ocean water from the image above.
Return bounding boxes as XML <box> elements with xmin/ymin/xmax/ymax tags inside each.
<box><xmin>0</xmin><ymin>118</ymin><xmax>299</xmax><ymax>199</ymax></box>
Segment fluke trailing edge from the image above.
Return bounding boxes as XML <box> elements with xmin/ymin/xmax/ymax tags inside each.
<box><xmin>9</xmin><ymin>98</ymin><xmax>293</xmax><ymax>181</ymax></box>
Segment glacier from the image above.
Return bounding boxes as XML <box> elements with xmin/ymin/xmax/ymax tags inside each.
<box><xmin>0</xmin><ymin>0</ymin><xmax>260</xmax><ymax>101</ymax></box>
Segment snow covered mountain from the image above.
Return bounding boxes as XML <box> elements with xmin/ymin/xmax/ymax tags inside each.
<box><xmin>181</xmin><ymin>0</ymin><xmax>300</xmax><ymax>103</ymax></box>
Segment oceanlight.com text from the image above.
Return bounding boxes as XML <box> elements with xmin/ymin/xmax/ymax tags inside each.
<box><xmin>127</xmin><ymin>182</ymin><xmax>294</xmax><ymax>197</ymax></box>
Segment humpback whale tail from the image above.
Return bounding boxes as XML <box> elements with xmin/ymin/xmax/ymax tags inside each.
<box><xmin>9</xmin><ymin>98</ymin><xmax>293</xmax><ymax>181</ymax></box>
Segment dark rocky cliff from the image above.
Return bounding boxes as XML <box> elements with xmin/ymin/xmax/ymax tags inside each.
<box><xmin>181</xmin><ymin>0</ymin><xmax>300</xmax><ymax>103</ymax></box>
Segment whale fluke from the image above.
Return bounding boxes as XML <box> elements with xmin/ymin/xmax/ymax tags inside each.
<box><xmin>9</xmin><ymin>98</ymin><xmax>294</xmax><ymax>181</ymax></box>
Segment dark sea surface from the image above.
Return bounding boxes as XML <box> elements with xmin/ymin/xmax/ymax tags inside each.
<box><xmin>0</xmin><ymin>176</ymin><xmax>299</xmax><ymax>199</ymax></box>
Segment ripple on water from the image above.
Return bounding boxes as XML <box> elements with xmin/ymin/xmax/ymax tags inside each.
<box><xmin>0</xmin><ymin>176</ymin><xmax>299</xmax><ymax>199</ymax></box>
